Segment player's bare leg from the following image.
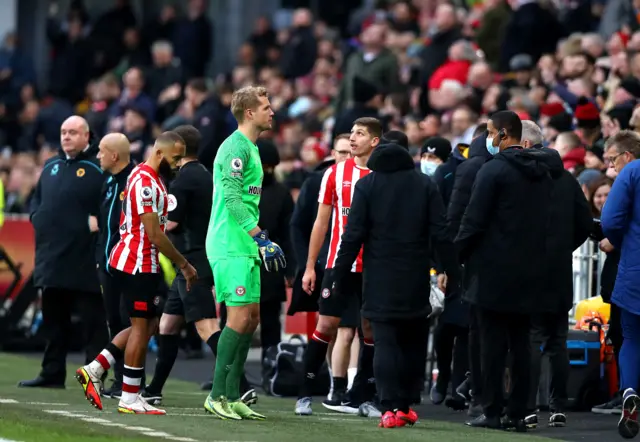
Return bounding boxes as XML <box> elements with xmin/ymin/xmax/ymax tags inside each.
<box><xmin>76</xmin><ymin>319</ymin><xmax>157</xmax><ymax>410</ymax></box>
<box><xmin>348</xmin><ymin>337</ymin><xmax>360</xmax><ymax>390</ymax></box>
<box><xmin>116</xmin><ymin>317</ymin><xmax>165</xmax><ymax>414</ymax></box>
<box><xmin>295</xmin><ymin>315</ymin><xmax>341</xmax><ymax>415</ymax></box>
<box><xmin>323</xmin><ymin>327</ymin><xmax>355</xmax><ymax>407</ymax></box>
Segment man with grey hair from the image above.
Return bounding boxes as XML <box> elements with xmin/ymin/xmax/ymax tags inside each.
<box><xmin>521</xmin><ymin>120</ymin><xmax>544</xmax><ymax>148</ymax></box>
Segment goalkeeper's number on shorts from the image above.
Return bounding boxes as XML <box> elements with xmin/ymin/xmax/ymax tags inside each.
<box><xmin>253</xmin><ymin>230</ymin><xmax>287</xmax><ymax>272</ymax></box>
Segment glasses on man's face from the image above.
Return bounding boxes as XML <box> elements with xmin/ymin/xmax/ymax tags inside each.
<box><xmin>605</xmin><ymin>151</ymin><xmax>627</xmax><ymax>167</ymax></box>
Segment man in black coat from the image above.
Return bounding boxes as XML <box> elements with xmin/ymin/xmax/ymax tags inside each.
<box><xmin>332</xmin><ymin>142</ymin><xmax>459</xmax><ymax>428</ymax></box>
<box><xmin>19</xmin><ymin>116</ymin><xmax>109</xmax><ymax>388</ymax></box>
<box><xmin>521</xmin><ymin>122</ymin><xmax>593</xmax><ymax>428</ymax></box>
<box><xmin>255</xmin><ymin>139</ymin><xmax>295</xmax><ymax>361</ymax></box>
<box><xmin>455</xmin><ymin>111</ymin><xmax>556</xmax><ymax>431</ymax></box>
<box><xmin>445</xmin><ymin>124</ymin><xmax>491</xmax><ymax>416</ymax></box>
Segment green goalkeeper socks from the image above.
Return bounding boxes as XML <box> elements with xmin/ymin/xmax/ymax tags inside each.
<box><xmin>226</xmin><ymin>333</ymin><xmax>253</xmax><ymax>401</ymax></box>
<box><xmin>210</xmin><ymin>327</ymin><xmax>241</xmax><ymax>399</ymax></box>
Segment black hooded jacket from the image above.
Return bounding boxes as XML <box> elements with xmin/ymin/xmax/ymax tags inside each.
<box><xmin>455</xmin><ymin>146</ymin><xmax>560</xmax><ymax>313</ymax></box>
<box><xmin>535</xmin><ymin>146</ymin><xmax>593</xmax><ymax>313</ymax></box>
<box><xmin>447</xmin><ymin>133</ymin><xmax>492</xmax><ymax>241</ymax></box>
<box><xmin>333</xmin><ymin>144</ymin><xmax>459</xmax><ymax>320</ymax></box>
<box><xmin>288</xmin><ymin>158</ymin><xmax>335</xmax><ymax>315</ymax></box>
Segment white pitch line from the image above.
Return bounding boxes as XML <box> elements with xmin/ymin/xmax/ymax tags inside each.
<box><xmin>142</xmin><ymin>432</ymin><xmax>173</xmax><ymax>437</ymax></box>
<box><xmin>26</xmin><ymin>402</ymin><xmax>69</xmax><ymax>406</ymax></box>
<box><xmin>165</xmin><ymin>438</ymin><xmax>197</xmax><ymax>442</ymax></box>
<box><xmin>123</xmin><ymin>426</ymin><xmax>156</xmax><ymax>432</ymax></box>
<box><xmin>0</xmin><ymin>399</ymin><xmax>19</xmax><ymax>404</ymax></box>
<box><xmin>80</xmin><ymin>418</ymin><xmax>113</xmax><ymax>424</ymax></box>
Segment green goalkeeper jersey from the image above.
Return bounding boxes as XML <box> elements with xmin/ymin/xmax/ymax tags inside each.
<box><xmin>206</xmin><ymin>130</ymin><xmax>263</xmax><ymax>259</ymax></box>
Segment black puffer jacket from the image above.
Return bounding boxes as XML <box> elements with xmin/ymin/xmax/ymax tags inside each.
<box><xmin>455</xmin><ymin>146</ymin><xmax>556</xmax><ymax>313</ymax></box>
<box><xmin>333</xmin><ymin>144</ymin><xmax>459</xmax><ymax>320</ymax></box>
<box><xmin>446</xmin><ymin>133</ymin><xmax>492</xmax><ymax>241</ymax></box>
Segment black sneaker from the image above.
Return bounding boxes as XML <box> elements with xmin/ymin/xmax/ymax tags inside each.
<box><xmin>102</xmin><ymin>380</ymin><xmax>122</xmax><ymax>399</ymax></box>
<box><xmin>445</xmin><ymin>395</ymin><xmax>467</xmax><ymax>411</ymax></box>
<box><xmin>524</xmin><ymin>413</ymin><xmax>538</xmax><ymax>429</ymax></box>
<box><xmin>456</xmin><ymin>378</ymin><xmax>472</xmax><ymax>403</ymax></box>
<box><xmin>321</xmin><ymin>389</ymin><xmax>347</xmax><ymax>410</ymax></box>
<box><xmin>240</xmin><ymin>388</ymin><xmax>258</xmax><ymax>407</ymax></box>
<box><xmin>592</xmin><ymin>396</ymin><xmax>623</xmax><ymax>415</ymax></box>
<box><xmin>141</xmin><ymin>389</ymin><xmax>163</xmax><ymax>405</ymax></box>
<box><xmin>549</xmin><ymin>412</ymin><xmax>566</xmax><ymax>427</ymax></box>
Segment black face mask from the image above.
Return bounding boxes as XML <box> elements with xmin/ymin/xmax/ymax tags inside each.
<box><xmin>262</xmin><ymin>171</ymin><xmax>275</xmax><ymax>186</ymax></box>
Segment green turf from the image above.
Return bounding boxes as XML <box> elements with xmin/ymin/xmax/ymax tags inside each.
<box><xmin>0</xmin><ymin>352</ymin><xmax>559</xmax><ymax>442</ymax></box>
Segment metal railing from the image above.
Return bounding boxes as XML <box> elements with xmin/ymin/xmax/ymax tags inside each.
<box><xmin>571</xmin><ymin>239</ymin><xmax>607</xmax><ymax>324</ymax></box>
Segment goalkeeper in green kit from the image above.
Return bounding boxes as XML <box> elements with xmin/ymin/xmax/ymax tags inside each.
<box><xmin>204</xmin><ymin>85</ymin><xmax>286</xmax><ymax>420</ymax></box>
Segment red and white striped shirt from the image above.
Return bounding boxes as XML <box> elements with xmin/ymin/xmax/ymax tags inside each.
<box><xmin>318</xmin><ymin>158</ymin><xmax>371</xmax><ymax>272</ymax></box>
<box><xmin>109</xmin><ymin>163</ymin><xmax>168</xmax><ymax>274</ymax></box>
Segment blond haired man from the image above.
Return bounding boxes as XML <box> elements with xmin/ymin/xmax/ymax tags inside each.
<box><xmin>205</xmin><ymin>86</ymin><xmax>286</xmax><ymax>420</ymax></box>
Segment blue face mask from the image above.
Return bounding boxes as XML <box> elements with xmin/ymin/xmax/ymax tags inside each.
<box><xmin>420</xmin><ymin>160</ymin><xmax>438</xmax><ymax>176</ymax></box>
<box><xmin>486</xmin><ymin>136</ymin><xmax>500</xmax><ymax>156</ymax></box>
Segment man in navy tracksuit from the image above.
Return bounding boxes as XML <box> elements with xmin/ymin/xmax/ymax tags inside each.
<box><xmin>95</xmin><ymin>133</ymin><xmax>135</xmax><ymax>396</ymax></box>
<box><xmin>19</xmin><ymin>116</ymin><xmax>109</xmax><ymax>388</ymax></box>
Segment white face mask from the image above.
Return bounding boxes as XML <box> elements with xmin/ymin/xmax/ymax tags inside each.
<box><xmin>420</xmin><ymin>159</ymin><xmax>438</xmax><ymax>176</ymax></box>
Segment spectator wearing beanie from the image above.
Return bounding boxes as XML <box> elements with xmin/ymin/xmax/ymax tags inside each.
<box><xmin>544</xmin><ymin>112</ymin><xmax>573</xmax><ymax>145</ymax></box>
<box><xmin>585</xmin><ymin>140</ymin><xmax>606</xmax><ymax>172</ymax></box>
<box><xmin>616</xmin><ymin>77</ymin><xmax>640</xmax><ymax>107</ymax></box>
<box><xmin>420</xmin><ymin>136</ymin><xmax>451</xmax><ymax>177</ymax></box>
<box><xmin>574</xmin><ymin>96</ymin><xmax>602</xmax><ymax>147</ymax></box>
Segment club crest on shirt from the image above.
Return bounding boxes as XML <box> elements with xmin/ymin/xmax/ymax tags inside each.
<box><xmin>235</xmin><ymin>286</ymin><xmax>246</xmax><ymax>296</ymax></box>
<box><xmin>76</xmin><ymin>168</ymin><xmax>85</xmax><ymax>177</ymax></box>
<box><xmin>167</xmin><ymin>194</ymin><xmax>177</xmax><ymax>212</ymax></box>
<box><xmin>322</xmin><ymin>288</ymin><xmax>330</xmax><ymax>298</ymax></box>
<box><xmin>120</xmin><ymin>191</ymin><xmax>125</xmax><ymax>201</ymax></box>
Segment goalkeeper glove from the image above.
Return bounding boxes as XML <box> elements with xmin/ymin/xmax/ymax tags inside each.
<box><xmin>253</xmin><ymin>230</ymin><xmax>287</xmax><ymax>272</ymax></box>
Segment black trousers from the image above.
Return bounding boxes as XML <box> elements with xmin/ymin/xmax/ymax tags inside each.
<box><xmin>527</xmin><ymin>312</ymin><xmax>569</xmax><ymax>413</ymax></box>
<box><xmin>371</xmin><ymin>317</ymin><xmax>429</xmax><ymax>412</ymax></box>
<box><xmin>40</xmin><ymin>287</ymin><xmax>109</xmax><ymax>383</ymax></box>
<box><xmin>98</xmin><ymin>269</ymin><xmax>130</xmax><ymax>382</ymax></box>
<box><xmin>219</xmin><ymin>298</ymin><xmax>283</xmax><ymax>358</ymax></box>
<box><xmin>477</xmin><ymin>307</ymin><xmax>531</xmax><ymax>419</ymax></box>
<box><xmin>468</xmin><ymin>305</ymin><xmax>483</xmax><ymax>401</ymax></box>
<box><xmin>434</xmin><ymin>321</ymin><xmax>469</xmax><ymax>396</ymax></box>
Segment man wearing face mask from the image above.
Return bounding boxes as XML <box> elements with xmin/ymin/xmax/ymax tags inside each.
<box><xmin>445</xmin><ymin>124</ymin><xmax>492</xmax><ymax>418</ymax></box>
<box><xmin>456</xmin><ymin>111</ymin><xmax>558</xmax><ymax>432</ymax></box>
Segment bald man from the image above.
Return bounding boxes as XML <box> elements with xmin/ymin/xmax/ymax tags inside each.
<box><xmin>19</xmin><ymin>116</ymin><xmax>109</xmax><ymax>389</ymax></box>
<box><xmin>95</xmin><ymin>133</ymin><xmax>135</xmax><ymax>397</ymax></box>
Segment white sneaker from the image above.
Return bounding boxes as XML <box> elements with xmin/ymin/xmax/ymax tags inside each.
<box><xmin>295</xmin><ymin>397</ymin><xmax>312</xmax><ymax>415</ymax></box>
<box><xmin>118</xmin><ymin>394</ymin><xmax>166</xmax><ymax>415</ymax></box>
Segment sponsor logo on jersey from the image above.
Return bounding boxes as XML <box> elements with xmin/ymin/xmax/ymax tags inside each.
<box><xmin>341</xmin><ymin>207</ymin><xmax>350</xmax><ymax>216</ymax></box>
<box><xmin>231</xmin><ymin>158</ymin><xmax>243</xmax><ymax>170</ymax></box>
<box><xmin>248</xmin><ymin>185</ymin><xmax>262</xmax><ymax>195</ymax></box>
<box><xmin>141</xmin><ymin>186</ymin><xmax>153</xmax><ymax>200</ymax></box>
<box><xmin>167</xmin><ymin>194</ymin><xmax>177</xmax><ymax>212</ymax></box>
<box><xmin>343</xmin><ymin>181</ymin><xmax>351</xmax><ymax>188</ymax></box>
<box><xmin>159</xmin><ymin>215</ymin><xmax>168</xmax><ymax>225</ymax></box>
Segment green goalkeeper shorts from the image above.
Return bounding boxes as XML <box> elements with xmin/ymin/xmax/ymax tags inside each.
<box><xmin>210</xmin><ymin>257</ymin><xmax>261</xmax><ymax>306</ymax></box>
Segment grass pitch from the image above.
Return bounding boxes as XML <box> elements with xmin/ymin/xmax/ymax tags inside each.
<box><xmin>0</xmin><ymin>353</ymin><xmax>564</xmax><ymax>442</ymax></box>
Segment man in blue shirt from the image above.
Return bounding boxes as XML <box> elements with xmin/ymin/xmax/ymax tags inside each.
<box><xmin>601</xmin><ymin>130</ymin><xmax>640</xmax><ymax>439</ymax></box>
